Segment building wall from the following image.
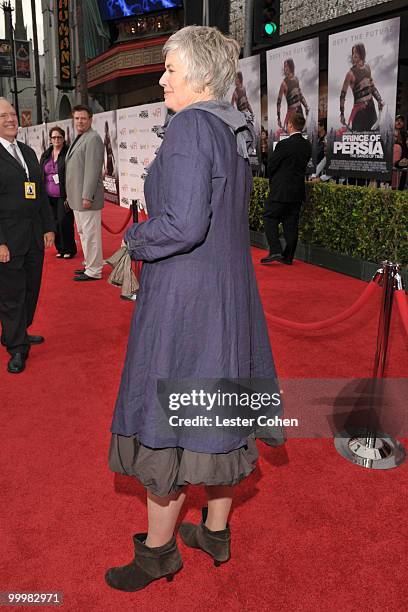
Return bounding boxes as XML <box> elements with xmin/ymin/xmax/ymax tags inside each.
<box><xmin>282</xmin><ymin>0</ymin><xmax>393</xmax><ymax>33</ymax></box>
<box><xmin>41</xmin><ymin>0</ymin><xmax>78</xmax><ymax>122</ymax></box>
<box><xmin>229</xmin><ymin>0</ymin><xmax>394</xmax><ymax>40</ymax></box>
<box><xmin>230</xmin><ymin>0</ymin><xmax>246</xmax><ymax>47</ymax></box>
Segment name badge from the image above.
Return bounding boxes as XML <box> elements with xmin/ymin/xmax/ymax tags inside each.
<box><xmin>24</xmin><ymin>182</ymin><xmax>36</xmax><ymax>199</ymax></box>
<box><xmin>52</xmin><ymin>174</ymin><xmax>60</xmax><ymax>184</ymax></box>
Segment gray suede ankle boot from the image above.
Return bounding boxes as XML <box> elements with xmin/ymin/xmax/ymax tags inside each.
<box><xmin>105</xmin><ymin>533</ymin><xmax>183</xmax><ymax>591</ymax></box>
<box><xmin>179</xmin><ymin>508</ymin><xmax>231</xmax><ymax>566</ymax></box>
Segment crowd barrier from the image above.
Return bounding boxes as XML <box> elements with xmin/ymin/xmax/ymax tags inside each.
<box><xmin>395</xmin><ymin>289</ymin><xmax>408</xmax><ymax>337</ymax></box>
<box><xmin>264</xmin><ymin>281</ymin><xmax>380</xmax><ymax>331</ymax></box>
<box><xmin>101</xmin><ymin>206</ymin><xmax>133</xmax><ymax>235</ymax></box>
<box><xmin>266</xmin><ymin>260</ymin><xmax>407</xmax><ymax>471</ymax></box>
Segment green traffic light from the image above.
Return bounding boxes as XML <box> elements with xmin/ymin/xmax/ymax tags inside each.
<box><xmin>264</xmin><ymin>22</ymin><xmax>277</xmax><ymax>35</ymax></box>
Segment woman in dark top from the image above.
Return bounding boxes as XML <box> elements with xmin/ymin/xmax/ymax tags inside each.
<box><xmin>105</xmin><ymin>26</ymin><xmax>281</xmax><ymax>592</ymax></box>
<box><xmin>40</xmin><ymin>126</ymin><xmax>76</xmax><ymax>258</ymax></box>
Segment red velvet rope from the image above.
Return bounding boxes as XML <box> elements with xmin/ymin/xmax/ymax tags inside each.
<box><xmin>101</xmin><ymin>208</ymin><xmax>133</xmax><ymax>234</ymax></box>
<box><xmin>264</xmin><ymin>280</ymin><xmax>380</xmax><ymax>331</ymax></box>
<box><xmin>395</xmin><ymin>290</ymin><xmax>408</xmax><ymax>337</ymax></box>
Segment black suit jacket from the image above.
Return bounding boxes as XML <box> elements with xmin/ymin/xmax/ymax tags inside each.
<box><xmin>267</xmin><ymin>133</ymin><xmax>312</xmax><ymax>202</ymax></box>
<box><xmin>0</xmin><ymin>141</ymin><xmax>54</xmax><ymax>256</ymax></box>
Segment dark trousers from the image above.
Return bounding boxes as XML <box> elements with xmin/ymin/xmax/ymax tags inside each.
<box><xmin>263</xmin><ymin>198</ymin><xmax>301</xmax><ymax>263</ymax></box>
<box><xmin>0</xmin><ymin>236</ymin><xmax>44</xmax><ymax>355</ymax></box>
<box><xmin>49</xmin><ymin>196</ymin><xmax>77</xmax><ymax>255</ymax></box>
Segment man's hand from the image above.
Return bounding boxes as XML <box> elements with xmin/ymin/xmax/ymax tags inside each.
<box><xmin>0</xmin><ymin>244</ymin><xmax>10</xmax><ymax>263</ymax></box>
<box><xmin>82</xmin><ymin>199</ymin><xmax>92</xmax><ymax>210</ymax></box>
<box><xmin>44</xmin><ymin>232</ymin><xmax>55</xmax><ymax>248</ymax></box>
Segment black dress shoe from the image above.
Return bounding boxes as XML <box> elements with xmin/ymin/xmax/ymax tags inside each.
<box><xmin>27</xmin><ymin>335</ymin><xmax>45</xmax><ymax>344</ymax></box>
<box><xmin>73</xmin><ymin>273</ymin><xmax>101</xmax><ymax>281</ymax></box>
<box><xmin>260</xmin><ymin>253</ymin><xmax>283</xmax><ymax>264</ymax></box>
<box><xmin>74</xmin><ymin>268</ymin><xmax>86</xmax><ymax>274</ymax></box>
<box><xmin>7</xmin><ymin>352</ymin><xmax>27</xmax><ymax>374</ymax></box>
<box><xmin>280</xmin><ymin>258</ymin><xmax>293</xmax><ymax>265</ymax></box>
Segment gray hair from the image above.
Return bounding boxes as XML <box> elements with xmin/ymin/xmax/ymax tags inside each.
<box><xmin>163</xmin><ymin>26</ymin><xmax>240</xmax><ymax>100</ymax></box>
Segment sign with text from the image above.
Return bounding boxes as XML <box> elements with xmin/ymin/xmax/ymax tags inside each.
<box><xmin>117</xmin><ymin>102</ymin><xmax>165</xmax><ymax>210</ymax></box>
<box><xmin>57</xmin><ymin>0</ymin><xmax>72</xmax><ymax>89</ymax></box>
<box><xmin>227</xmin><ymin>55</ymin><xmax>262</xmax><ymax>169</ymax></box>
<box><xmin>92</xmin><ymin>111</ymin><xmax>119</xmax><ymax>205</ymax></box>
<box><xmin>326</xmin><ymin>18</ymin><xmax>400</xmax><ymax>179</ymax></box>
<box><xmin>0</xmin><ymin>39</ymin><xmax>12</xmax><ymax>77</ymax></box>
<box><xmin>267</xmin><ymin>38</ymin><xmax>319</xmax><ymax>172</ymax></box>
<box><xmin>15</xmin><ymin>40</ymin><xmax>30</xmax><ymax>79</ymax></box>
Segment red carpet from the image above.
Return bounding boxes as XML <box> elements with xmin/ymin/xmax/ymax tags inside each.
<box><xmin>1</xmin><ymin>204</ymin><xmax>407</xmax><ymax>611</ymax></box>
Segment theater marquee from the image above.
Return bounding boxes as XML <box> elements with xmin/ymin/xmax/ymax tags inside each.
<box><xmin>57</xmin><ymin>0</ymin><xmax>73</xmax><ymax>90</ymax></box>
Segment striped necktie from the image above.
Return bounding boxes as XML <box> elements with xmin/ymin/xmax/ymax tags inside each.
<box><xmin>9</xmin><ymin>143</ymin><xmax>23</xmax><ymax>167</ymax></box>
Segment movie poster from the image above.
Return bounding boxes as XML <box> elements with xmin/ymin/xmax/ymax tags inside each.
<box><xmin>227</xmin><ymin>54</ymin><xmax>261</xmax><ymax>171</ymax></box>
<box><xmin>91</xmin><ymin>110</ymin><xmax>119</xmax><ymax>204</ymax></box>
<box><xmin>15</xmin><ymin>41</ymin><xmax>30</xmax><ymax>79</ymax></box>
<box><xmin>267</xmin><ymin>38</ymin><xmax>319</xmax><ymax>172</ymax></box>
<box><xmin>326</xmin><ymin>18</ymin><xmax>400</xmax><ymax>179</ymax></box>
<box><xmin>0</xmin><ymin>40</ymin><xmax>13</xmax><ymax>77</ymax></box>
<box><xmin>26</xmin><ymin>124</ymin><xmax>49</xmax><ymax>160</ymax></box>
<box><xmin>17</xmin><ymin>126</ymin><xmax>29</xmax><ymax>145</ymax></box>
<box><xmin>20</xmin><ymin>110</ymin><xmax>32</xmax><ymax>128</ymax></box>
<box><xmin>117</xmin><ymin>102</ymin><xmax>166</xmax><ymax>210</ymax></box>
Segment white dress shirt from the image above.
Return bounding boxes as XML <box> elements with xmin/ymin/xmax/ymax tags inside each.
<box><xmin>0</xmin><ymin>135</ymin><xmax>29</xmax><ymax>177</ymax></box>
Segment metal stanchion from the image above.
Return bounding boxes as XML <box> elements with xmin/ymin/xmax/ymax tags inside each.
<box><xmin>131</xmin><ymin>200</ymin><xmax>139</xmax><ymax>224</ymax></box>
<box><xmin>334</xmin><ymin>261</ymin><xmax>406</xmax><ymax>470</ymax></box>
<box><xmin>129</xmin><ymin>200</ymin><xmax>141</xmax><ymax>302</ymax></box>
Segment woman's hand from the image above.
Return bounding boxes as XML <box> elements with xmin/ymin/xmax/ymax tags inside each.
<box><xmin>44</xmin><ymin>232</ymin><xmax>55</xmax><ymax>248</ymax></box>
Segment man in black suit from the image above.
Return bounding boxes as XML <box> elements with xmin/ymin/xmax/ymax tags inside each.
<box><xmin>0</xmin><ymin>99</ymin><xmax>55</xmax><ymax>373</ymax></box>
<box><xmin>261</xmin><ymin>113</ymin><xmax>311</xmax><ymax>265</ymax></box>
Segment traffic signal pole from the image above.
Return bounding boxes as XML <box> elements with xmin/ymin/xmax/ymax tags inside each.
<box><xmin>244</xmin><ymin>0</ymin><xmax>254</xmax><ymax>57</ymax></box>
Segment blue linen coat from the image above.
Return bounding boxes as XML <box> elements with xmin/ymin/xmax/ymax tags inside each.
<box><xmin>111</xmin><ymin>105</ymin><xmax>279</xmax><ymax>453</ymax></box>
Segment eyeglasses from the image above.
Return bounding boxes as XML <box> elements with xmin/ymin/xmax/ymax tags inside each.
<box><xmin>51</xmin><ymin>136</ymin><xmax>63</xmax><ymax>140</ymax></box>
<box><xmin>0</xmin><ymin>112</ymin><xmax>18</xmax><ymax>120</ymax></box>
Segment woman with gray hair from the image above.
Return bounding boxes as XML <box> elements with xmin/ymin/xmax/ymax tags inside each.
<box><xmin>106</xmin><ymin>26</ymin><xmax>279</xmax><ymax>592</ymax></box>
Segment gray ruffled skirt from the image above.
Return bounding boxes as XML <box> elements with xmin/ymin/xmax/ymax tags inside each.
<box><xmin>109</xmin><ymin>434</ymin><xmax>259</xmax><ymax>497</ymax></box>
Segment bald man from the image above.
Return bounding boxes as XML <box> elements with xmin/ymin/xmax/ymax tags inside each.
<box><xmin>0</xmin><ymin>98</ymin><xmax>55</xmax><ymax>373</ymax></box>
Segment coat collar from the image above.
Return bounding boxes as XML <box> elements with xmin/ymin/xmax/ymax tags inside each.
<box><xmin>159</xmin><ymin>100</ymin><xmax>255</xmax><ymax>159</ymax></box>
<box><xmin>66</xmin><ymin>128</ymin><xmax>92</xmax><ymax>159</ymax></box>
<box><xmin>0</xmin><ymin>140</ymin><xmax>28</xmax><ymax>175</ymax></box>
